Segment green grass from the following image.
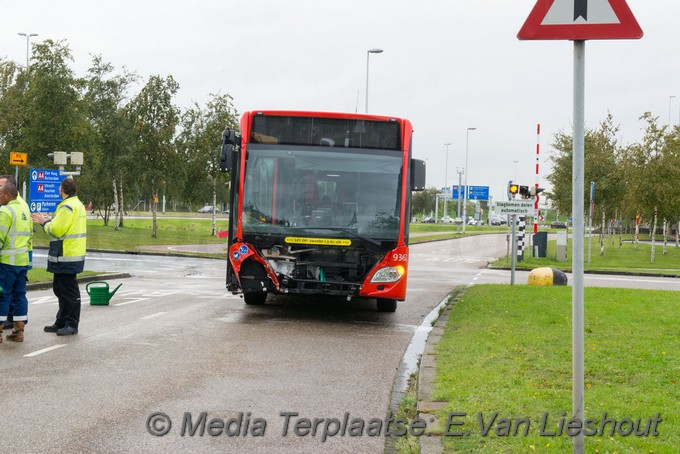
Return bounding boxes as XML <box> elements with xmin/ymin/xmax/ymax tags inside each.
<box><xmin>32</xmin><ymin>218</ymin><xmax>230</xmax><ymax>251</ymax></box>
<box><xmin>492</xmin><ymin>235</ymin><xmax>680</xmax><ymax>276</ymax></box>
<box><xmin>27</xmin><ymin>268</ymin><xmax>106</xmax><ymax>284</ymax></box>
<box><xmin>433</xmin><ymin>285</ymin><xmax>679</xmax><ymax>453</ymax></box>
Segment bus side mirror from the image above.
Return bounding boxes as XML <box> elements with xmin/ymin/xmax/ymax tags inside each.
<box><xmin>220</xmin><ymin>128</ymin><xmax>239</xmax><ymax>172</ymax></box>
<box><xmin>411</xmin><ymin>159</ymin><xmax>426</xmax><ymax>191</ymax></box>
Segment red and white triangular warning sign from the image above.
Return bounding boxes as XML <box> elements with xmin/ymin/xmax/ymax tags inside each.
<box><xmin>518</xmin><ymin>0</ymin><xmax>643</xmax><ymax>40</ymax></box>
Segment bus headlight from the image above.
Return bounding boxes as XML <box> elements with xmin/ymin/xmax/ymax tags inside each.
<box><xmin>370</xmin><ymin>265</ymin><xmax>405</xmax><ymax>283</ymax></box>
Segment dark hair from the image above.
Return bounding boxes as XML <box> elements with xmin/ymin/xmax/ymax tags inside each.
<box><xmin>1</xmin><ymin>182</ymin><xmax>18</xmax><ymax>199</ymax></box>
<box><xmin>61</xmin><ymin>177</ymin><xmax>77</xmax><ymax>196</ymax></box>
<box><xmin>0</xmin><ymin>175</ymin><xmax>17</xmax><ymax>185</ymax></box>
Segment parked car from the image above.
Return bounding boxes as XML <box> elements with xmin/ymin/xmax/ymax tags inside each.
<box><xmin>490</xmin><ymin>216</ymin><xmax>506</xmax><ymax>226</ymax></box>
<box><xmin>441</xmin><ymin>216</ymin><xmax>455</xmax><ymax>224</ymax></box>
<box><xmin>422</xmin><ymin>216</ymin><xmax>436</xmax><ymax>223</ymax></box>
<box><xmin>550</xmin><ymin>221</ymin><xmax>567</xmax><ymax>229</ymax></box>
<box><xmin>467</xmin><ymin>218</ymin><xmax>478</xmax><ymax>226</ymax></box>
<box><xmin>198</xmin><ymin>205</ymin><xmax>216</xmax><ymax>213</ymax></box>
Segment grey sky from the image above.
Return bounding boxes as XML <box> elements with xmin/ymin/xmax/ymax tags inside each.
<box><xmin>2</xmin><ymin>0</ymin><xmax>676</xmax><ymax>204</ymax></box>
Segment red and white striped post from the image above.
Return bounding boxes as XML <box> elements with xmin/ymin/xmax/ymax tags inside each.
<box><xmin>534</xmin><ymin>123</ymin><xmax>540</xmax><ymax>234</ymax></box>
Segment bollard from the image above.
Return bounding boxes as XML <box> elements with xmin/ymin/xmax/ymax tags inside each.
<box><xmin>528</xmin><ymin>267</ymin><xmax>568</xmax><ymax>286</ymax></box>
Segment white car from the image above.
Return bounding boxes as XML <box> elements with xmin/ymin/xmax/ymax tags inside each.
<box><xmin>441</xmin><ymin>216</ymin><xmax>455</xmax><ymax>223</ymax></box>
<box><xmin>198</xmin><ymin>205</ymin><xmax>216</xmax><ymax>213</ymax></box>
<box><xmin>467</xmin><ymin>218</ymin><xmax>478</xmax><ymax>225</ymax></box>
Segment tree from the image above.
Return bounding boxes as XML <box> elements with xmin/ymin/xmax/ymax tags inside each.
<box><xmin>21</xmin><ymin>40</ymin><xmax>92</xmax><ymax>175</ymax></box>
<box><xmin>412</xmin><ymin>187</ymin><xmax>439</xmax><ymax>219</ymax></box>
<box><xmin>125</xmin><ymin>75</ymin><xmax>180</xmax><ymax>238</ymax></box>
<box><xmin>82</xmin><ymin>55</ymin><xmax>138</xmax><ymax>227</ymax></box>
<box><xmin>176</xmin><ymin>93</ymin><xmax>239</xmax><ymax>235</ymax></box>
<box><xmin>546</xmin><ymin>113</ymin><xmax>625</xmax><ymax>243</ymax></box>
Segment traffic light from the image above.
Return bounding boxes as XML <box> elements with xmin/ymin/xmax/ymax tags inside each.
<box><xmin>530</xmin><ymin>186</ymin><xmax>545</xmax><ymax>197</ymax></box>
<box><xmin>519</xmin><ymin>185</ymin><xmax>530</xmax><ymax>198</ymax></box>
<box><xmin>508</xmin><ymin>182</ymin><xmax>519</xmax><ymax>199</ymax></box>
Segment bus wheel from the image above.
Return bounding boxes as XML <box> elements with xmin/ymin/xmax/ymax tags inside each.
<box><xmin>376</xmin><ymin>299</ymin><xmax>397</xmax><ymax>312</ymax></box>
<box><xmin>244</xmin><ymin>292</ymin><xmax>267</xmax><ymax>305</ymax></box>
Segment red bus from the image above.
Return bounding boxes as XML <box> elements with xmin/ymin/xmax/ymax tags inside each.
<box><xmin>219</xmin><ymin>111</ymin><xmax>425</xmax><ymax>311</ymax></box>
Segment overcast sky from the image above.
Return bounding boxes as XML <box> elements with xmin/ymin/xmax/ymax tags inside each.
<box><xmin>2</xmin><ymin>0</ymin><xmax>677</xmax><ymax>203</ymax></box>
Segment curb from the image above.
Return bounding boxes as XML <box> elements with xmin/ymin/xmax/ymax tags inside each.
<box><xmin>26</xmin><ymin>272</ymin><xmax>132</xmax><ymax>291</ymax></box>
<box><xmin>415</xmin><ymin>289</ymin><xmax>463</xmax><ymax>453</ymax></box>
<box><xmin>488</xmin><ymin>264</ymin><xmax>680</xmax><ymax>279</ymax></box>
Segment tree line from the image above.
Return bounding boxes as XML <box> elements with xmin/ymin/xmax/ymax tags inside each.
<box><xmin>547</xmin><ymin>112</ymin><xmax>680</xmax><ymax>259</ymax></box>
<box><xmin>0</xmin><ymin>39</ymin><xmax>239</xmax><ymax>237</ymax></box>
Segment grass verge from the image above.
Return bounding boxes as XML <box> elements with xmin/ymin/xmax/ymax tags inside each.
<box><xmin>394</xmin><ymin>372</ymin><xmax>421</xmax><ymax>454</ymax></box>
<box><xmin>433</xmin><ymin>285</ymin><xmax>678</xmax><ymax>453</ymax></box>
<box><xmin>491</xmin><ymin>236</ymin><xmax>680</xmax><ymax>276</ymax></box>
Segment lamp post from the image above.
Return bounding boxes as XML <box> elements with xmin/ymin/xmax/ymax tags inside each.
<box><xmin>462</xmin><ymin>127</ymin><xmax>476</xmax><ymax>233</ymax></box>
<box><xmin>513</xmin><ymin>160</ymin><xmax>519</xmax><ymax>180</ymax></box>
<box><xmin>669</xmin><ymin>95</ymin><xmax>676</xmax><ymax>128</ymax></box>
<box><xmin>365</xmin><ymin>48</ymin><xmax>383</xmax><ymax>113</ymax></box>
<box><xmin>18</xmin><ymin>32</ymin><xmax>38</xmax><ymax>68</ymax></box>
<box><xmin>456</xmin><ymin>167</ymin><xmax>464</xmax><ymax>233</ymax></box>
<box><xmin>443</xmin><ymin>143</ymin><xmax>452</xmax><ymax>220</ymax></box>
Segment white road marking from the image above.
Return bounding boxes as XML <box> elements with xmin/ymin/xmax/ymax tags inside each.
<box><xmin>140</xmin><ymin>312</ymin><xmax>168</xmax><ymax>320</ymax></box>
<box><xmin>114</xmin><ymin>297</ymin><xmax>150</xmax><ymax>307</ymax></box>
<box><xmin>24</xmin><ymin>344</ymin><xmax>66</xmax><ymax>357</ymax></box>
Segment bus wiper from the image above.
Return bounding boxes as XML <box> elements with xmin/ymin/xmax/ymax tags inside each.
<box><xmin>293</xmin><ymin>227</ymin><xmax>382</xmax><ymax>247</ymax></box>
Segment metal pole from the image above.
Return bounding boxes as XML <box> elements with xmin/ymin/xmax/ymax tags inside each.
<box><xmin>457</xmin><ymin>168</ymin><xmax>463</xmax><ymax>234</ymax></box>
<box><xmin>510</xmin><ymin>214</ymin><xmax>517</xmax><ymax>285</ymax></box>
<box><xmin>463</xmin><ymin>127</ymin><xmax>476</xmax><ymax>233</ymax></box>
<box><xmin>669</xmin><ymin>96</ymin><xmax>676</xmax><ymax>128</ymax></box>
<box><xmin>444</xmin><ymin>143</ymin><xmax>451</xmax><ymax>220</ymax></box>
<box><xmin>365</xmin><ymin>51</ymin><xmax>370</xmax><ymax>113</ymax></box>
<box><xmin>365</xmin><ymin>48</ymin><xmax>383</xmax><ymax>113</ymax></box>
<box><xmin>572</xmin><ymin>39</ymin><xmax>586</xmax><ymax>454</ymax></box>
<box><xmin>587</xmin><ymin>181</ymin><xmax>594</xmax><ymax>266</ymax></box>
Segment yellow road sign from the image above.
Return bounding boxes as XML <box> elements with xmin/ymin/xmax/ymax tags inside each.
<box><xmin>10</xmin><ymin>152</ymin><xmax>27</xmax><ymax>166</ymax></box>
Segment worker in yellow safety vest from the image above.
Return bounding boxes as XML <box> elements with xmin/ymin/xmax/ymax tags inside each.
<box><xmin>0</xmin><ymin>182</ymin><xmax>33</xmax><ymax>343</ymax></box>
<box><xmin>0</xmin><ymin>174</ymin><xmax>32</xmax><ymax>331</ymax></box>
<box><xmin>32</xmin><ymin>177</ymin><xmax>87</xmax><ymax>336</ymax></box>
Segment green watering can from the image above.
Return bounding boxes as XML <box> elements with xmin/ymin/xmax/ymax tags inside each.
<box><xmin>86</xmin><ymin>281</ymin><xmax>122</xmax><ymax>306</ymax></box>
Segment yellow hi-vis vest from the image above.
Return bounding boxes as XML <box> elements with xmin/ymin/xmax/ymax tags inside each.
<box><xmin>43</xmin><ymin>195</ymin><xmax>87</xmax><ymax>274</ymax></box>
<box><xmin>0</xmin><ymin>199</ymin><xmax>33</xmax><ymax>266</ymax></box>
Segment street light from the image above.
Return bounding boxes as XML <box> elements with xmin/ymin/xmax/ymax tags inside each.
<box><xmin>444</xmin><ymin>143</ymin><xmax>452</xmax><ymax>220</ymax></box>
<box><xmin>463</xmin><ymin>127</ymin><xmax>476</xmax><ymax>233</ymax></box>
<box><xmin>513</xmin><ymin>159</ymin><xmax>519</xmax><ymax>180</ymax></box>
<box><xmin>669</xmin><ymin>95</ymin><xmax>676</xmax><ymax>128</ymax></box>
<box><xmin>365</xmin><ymin>48</ymin><xmax>383</xmax><ymax>113</ymax></box>
<box><xmin>18</xmin><ymin>32</ymin><xmax>38</xmax><ymax>69</ymax></box>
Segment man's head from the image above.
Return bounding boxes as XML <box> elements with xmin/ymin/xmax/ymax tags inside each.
<box><xmin>0</xmin><ymin>174</ymin><xmax>17</xmax><ymax>187</ymax></box>
<box><xmin>60</xmin><ymin>177</ymin><xmax>77</xmax><ymax>198</ymax></box>
<box><xmin>0</xmin><ymin>183</ymin><xmax>18</xmax><ymax>206</ymax></box>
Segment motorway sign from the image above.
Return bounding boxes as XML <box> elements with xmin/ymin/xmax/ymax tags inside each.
<box><xmin>518</xmin><ymin>0</ymin><xmax>643</xmax><ymax>40</ymax></box>
<box><xmin>496</xmin><ymin>200</ymin><xmax>534</xmax><ymax>215</ymax></box>
<box><xmin>451</xmin><ymin>185</ymin><xmax>490</xmax><ymax>201</ymax></box>
<box><xmin>10</xmin><ymin>151</ymin><xmax>27</xmax><ymax>166</ymax></box>
<box><xmin>29</xmin><ymin>168</ymin><xmax>66</xmax><ymax>213</ymax></box>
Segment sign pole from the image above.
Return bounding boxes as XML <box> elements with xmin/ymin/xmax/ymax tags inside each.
<box><xmin>510</xmin><ymin>214</ymin><xmax>517</xmax><ymax>285</ymax></box>
<box><xmin>572</xmin><ymin>39</ymin><xmax>586</xmax><ymax>454</ymax></box>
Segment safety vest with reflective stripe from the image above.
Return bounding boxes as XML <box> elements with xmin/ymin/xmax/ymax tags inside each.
<box><xmin>43</xmin><ymin>195</ymin><xmax>87</xmax><ymax>274</ymax></box>
<box><xmin>0</xmin><ymin>199</ymin><xmax>33</xmax><ymax>266</ymax></box>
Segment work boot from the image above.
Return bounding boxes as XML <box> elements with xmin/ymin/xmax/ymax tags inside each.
<box><xmin>6</xmin><ymin>321</ymin><xmax>24</xmax><ymax>342</ymax></box>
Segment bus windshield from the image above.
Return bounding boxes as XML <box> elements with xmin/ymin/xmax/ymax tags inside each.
<box><xmin>242</xmin><ymin>145</ymin><xmax>403</xmax><ymax>241</ymax></box>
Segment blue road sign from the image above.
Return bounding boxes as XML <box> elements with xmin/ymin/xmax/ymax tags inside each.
<box><xmin>29</xmin><ymin>168</ymin><xmax>66</xmax><ymax>213</ymax></box>
<box><xmin>451</xmin><ymin>185</ymin><xmax>489</xmax><ymax>201</ymax></box>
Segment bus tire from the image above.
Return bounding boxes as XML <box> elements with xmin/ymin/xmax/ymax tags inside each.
<box><xmin>244</xmin><ymin>292</ymin><xmax>267</xmax><ymax>305</ymax></box>
<box><xmin>376</xmin><ymin>299</ymin><xmax>397</xmax><ymax>312</ymax></box>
